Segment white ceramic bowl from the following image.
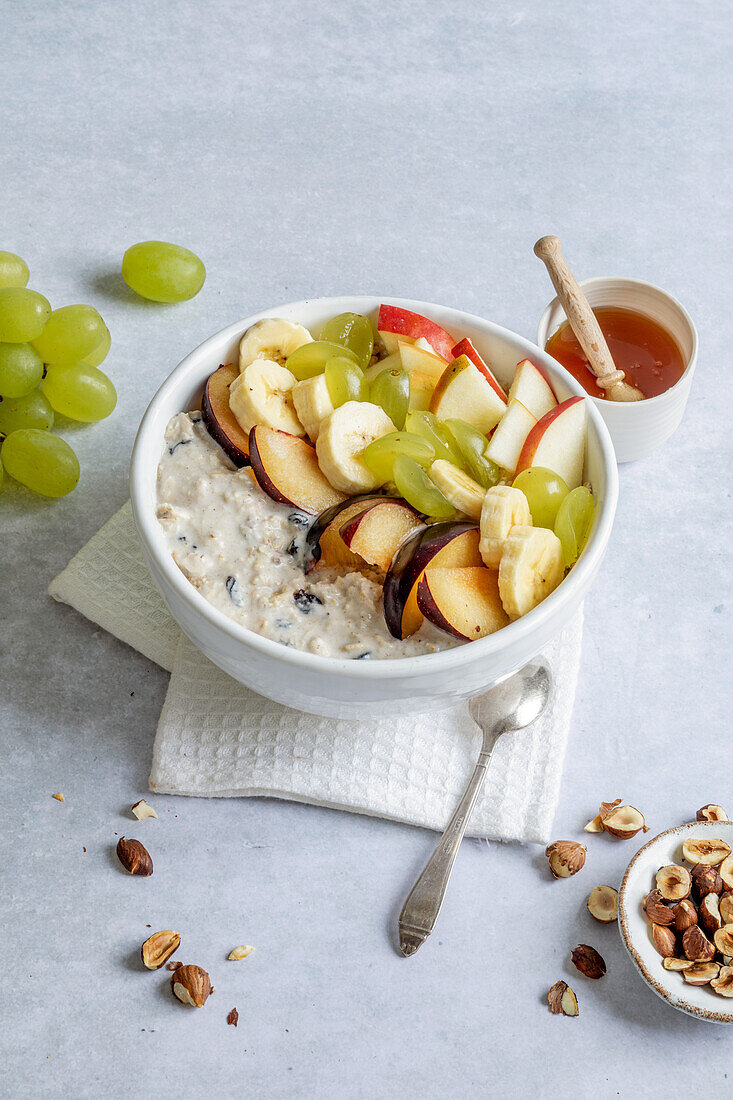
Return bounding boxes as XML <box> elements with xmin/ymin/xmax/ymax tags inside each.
<box><xmin>537</xmin><ymin>277</ymin><xmax>697</xmax><ymax>464</ymax></box>
<box><xmin>130</xmin><ymin>296</ymin><xmax>618</xmax><ymax>718</ymax></box>
<box><xmin>618</xmin><ymin>820</ymin><xmax>733</xmax><ymax>1024</ymax></box>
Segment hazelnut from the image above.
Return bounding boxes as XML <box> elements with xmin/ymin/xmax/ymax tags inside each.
<box><xmin>141</xmin><ymin>930</ymin><xmax>180</xmax><ymax>970</ymax></box>
<box><xmin>719</xmin><ymin>893</ymin><xmax>733</xmax><ymax>925</ymax></box>
<box><xmin>656</xmin><ymin>864</ymin><xmax>691</xmax><ymax>902</ymax></box>
<box><xmin>171</xmin><ymin>964</ymin><xmax>212</xmax><ymax>1007</ymax></box>
<box><xmin>662</xmin><ymin>957</ymin><xmax>693</xmax><ymax>971</ymax></box>
<box><xmin>711</xmin><ymin>965</ymin><xmax>733</xmax><ymax>997</ymax></box>
<box><xmin>720</xmin><ymin>855</ymin><xmax>733</xmax><ymax>891</ymax></box>
<box><xmin>131</xmin><ymin>799</ymin><xmax>158</xmax><ymax>820</ymax></box>
<box><xmin>228</xmin><ymin>945</ymin><xmax>255</xmax><ymax>961</ymax></box>
<box><xmin>570</xmin><ymin>944</ymin><xmax>606</xmax><ymax>979</ymax></box>
<box><xmin>713</xmin><ymin>925</ymin><xmax>733</xmax><ymax>957</ymax></box>
<box><xmin>601</xmin><ymin>805</ymin><xmax>646</xmax><ymax>839</ymax></box>
<box><xmin>699</xmin><ymin>894</ymin><xmax>722</xmax><ymax>937</ymax></box>
<box><xmin>116</xmin><ymin>837</ymin><xmax>153</xmax><ymax>876</ymax></box>
<box><xmin>673</xmin><ymin>899</ymin><xmax>698</xmax><ymax>933</ymax></box>
<box><xmin>697</xmin><ymin>805</ymin><xmax>728</xmax><ymax>822</ymax></box>
<box><xmin>683</xmin><ymin>961</ymin><xmax>721</xmax><ymax>986</ymax></box>
<box><xmin>587</xmin><ymin>885</ymin><xmax>618</xmax><ymax>923</ymax></box>
<box><xmin>691</xmin><ymin>863</ymin><xmax>723</xmax><ymax>900</ymax></box>
<box><xmin>682</xmin><ymin>924</ymin><xmax>715</xmax><ymax>962</ymax></box>
<box><xmin>682</xmin><ymin>837</ymin><xmax>731</xmax><ymax>867</ymax></box>
<box><xmin>645</xmin><ymin>889</ymin><xmax>675</xmax><ymax>926</ymax></box>
<box><xmin>226</xmin><ymin>1007</ymin><xmax>239</xmax><ymax>1027</ymax></box>
<box><xmin>167</xmin><ymin>960</ymin><xmax>183</xmax><ymax>971</ymax></box>
<box><xmin>584</xmin><ymin>815</ymin><xmax>604</xmax><ymax>834</ymax></box>
<box><xmin>545</xmin><ymin>841</ymin><xmax>586</xmax><ymax>879</ymax></box>
<box><xmin>651</xmin><ymin>923</ymin><xmax>677</xmax><ymax>958</ymax></box>
<box><xmin>547</xmin><ymin>980</ymin><xmax>579</xmax><ymax>1016</ymax></box>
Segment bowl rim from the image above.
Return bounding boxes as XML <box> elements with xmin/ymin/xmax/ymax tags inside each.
<box><xmin>617</xmin><ymin>819</ymin><xmax>733</xmax><ymax>1024</ymax></box>
<box><xmin>130</xmin><ymin>294</ymin><xmax>618</xmax><ymax>679</ymax></box>
<box><xmin>537</xmin><ymin>275</ymin><xmax>699</xmax><ymax>410</ymax></box>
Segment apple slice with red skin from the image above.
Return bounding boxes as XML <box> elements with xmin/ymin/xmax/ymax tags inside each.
<box><xmin>508</xmin><ymin>359</ymin><xmax>557</xmax><ymax>420</ymax></box>
<box><xmin>249</xmin><ymin>425</ymin><xmax>347</xmax><ymax>515</ymax></box>
<box><xmin>515</xmin><ymin>396</ymin><xmax>586</xmax><ymax>490</ymax></box>
<box><xmin>484</xmin><ymin>398</ymin><xmax>537</xmax><ymax>474</ymax></box>
<box><xmin>378</xmin><ymin>304</ymin><xmax>455</xmax><ymax>361</ymax></box>
<box><xmin>430</xmin><ymin>355</ymin><xmax>507</xmax><ymax>435</ymax></box>
<box><xmin>383</xmin><ymin>522</ymin><xmax>482</xmax><ymax>638</ymax></box>
<box><xmin>416</xmin><ymin>566</ymin><xmax>510</xmax><ymax>640</ymax></box>
<box><xmin>340</xmin><ymin>499</ymin><xmax>422</xmax><ymax>573</ymax></box>
<box><xmin>202</xmin><ymin>364</ymin><xmax>251</xmax><ymax>467</ymax></box>
<box><xmin>306</xmin><ymin>495</ymin><xmax>385</xmax><ymax>572</ymax></box>
<box><xmin>450</xmin><ymin>338</ymin><xmax>507</xmax><ymax>405</ymax></box>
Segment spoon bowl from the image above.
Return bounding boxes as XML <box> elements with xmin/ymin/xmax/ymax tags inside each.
<box><xmin>469</xmin><ymin>662</ymin><xmax>552</xmax><ymax>737</ymax></box>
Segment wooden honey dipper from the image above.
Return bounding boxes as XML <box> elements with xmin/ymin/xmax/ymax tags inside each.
<box><xmin>534</xmin><ymin>235</ymin><xmax>643</xmax><ymax>402</ymax></box>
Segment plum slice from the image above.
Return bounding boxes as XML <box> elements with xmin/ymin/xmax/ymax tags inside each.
<box><xmin>340</xmin><ymin>500</ymin><xmax>422</xmax><ymax>574</ymax></box>
<box><xmin>201</xmin><ymin>364</ymin><xmax>250</xmax><ymax>467</ymax></box>
<box><xmin>248</xmin><ymin>425</ymin><xmax>347</xmax><ymax>515</ymax></box>
<box><xmin>416</xmin><ymin>566</ymin><xmax>509</xmax><ymax>640</ymax></box>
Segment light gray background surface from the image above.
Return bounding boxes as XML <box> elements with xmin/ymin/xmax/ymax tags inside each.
<box><xmin>3</xmin><ymin>2</ymin><xmax>732</xmax><ymax>1097</ymax></box>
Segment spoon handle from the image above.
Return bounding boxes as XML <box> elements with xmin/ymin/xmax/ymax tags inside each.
<box><xmin>398</xmin><ymin>742</ymin><xmax>497</xmax><ymax>957</ymax></box>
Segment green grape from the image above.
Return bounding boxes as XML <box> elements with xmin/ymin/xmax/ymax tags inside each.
<box><xmin>319</xmin><ymin>313</ymin><xmax>374</xmax><ymax>367</ymax></box>
<box><xmin>324</xmin><ymin>357</ymin><xmax>366</xmax><ymax>408</ymax></box>
<box><xmin>444</xmin><ymin>418</ymin><xmax>501</xmax><ymax>489</ymax></box>
<box><xmin>0</xmin><ymin>343</ymin><xmax>44</xmax><ymax>398</ymax></box>
<box><xmin>82</xmin><ymin>325</ymin><xmax>111</xmax><ymax>367</ymax></box>
<box><xmin>404</xmin><ymin>410</ymin><xmax>464</xmax><ymax>467</ymax></box>
<box><xmin>363</xmin><ymin>431</ymin><xmax>435</xmax><ymax>484</ymax></box>
<box><xmin>370</xmin><ymin>368</ymin><xmax>409</xmax><ymax>430</ymax></box>
<box><xmin>41</xmin><ymin>363</ymin><xmax>117</xmax><ymax>422</ymax></box>
<box><xmin>0</xmin><ymin>251</ymin><xmax>30</xmax><ymax>289</ymax></box>
<box><xmin>2</xmin><ymin>429</ymin><xmax>79</xmax><ymax>497</ymax></box>
<box><xmin>32</xmin><ymin>304</ymin><xmax>106</xmax><ymax>365</ymax></box>
<box><xmin>0</xmin><ymin>456</ymin><xmax>3</xmax><ymax>490</ymax></box>
<box><xmin>554</xmin><ymin>486</ymin><xmax>595</xmax><ymax>566</ymax></box>
<box><xmin>122</xmin><ymin>240</ymin><xmax>206</xmax><ymax>303</ymax></box>
<box><xmin>393</xmin><ymin>454</ymin><xmax>454</xmax><ymax>519</ymax></box>
<box><xmin>0</xmin><ymin>288</ymin><xmax>51</xmax><ymax>342</ymax></box>
<box><xmin>0</xmin><ymin>390</ymin><xmax>54</xmax><ymax>436</ymax></box>
<box><xmin>286</xmin><ymin>340</ymin><xmax>358</xmax><ymax>381</ymax></box>
<box><xmin>513</xmin><ymin>467</ymin><xmax>570</xmax><ymax>529</ymax></box>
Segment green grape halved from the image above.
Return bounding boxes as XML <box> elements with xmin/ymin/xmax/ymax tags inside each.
<box><xmin>319</xmin><ymin>313</ymin><xmax>374</xmax><ymax>368</ymax></box>
<box><xmin>0</xmin><ymin>390</ymin><xmax>54</xmax><ymax>436</ymax></box>
<box><xmin>0</xmin><ymin>343</ymin><xmax>44</xmax><ymax>398</ymax></box>
<box><xmin>392</xmin><ymin>453</ymin><xmax>454</xmax><ymax>519</ymax></box>
<box><xmin>443</xmin><ymin>417</ymin><xmax>501</xmax><ymax>489</ymax></box>
<box><xmin>122</xmin><ymin>240</ymin><xmax>205</xmax><ymax>303</ymax></box>
<box><xmin>0</xmin><ymin>288</ymin><xmax>51</xmax><ymax>342</ymax></box>
<box><xmin>324</xmin><ymin>357</ymin><xmax>367</xmax><ymax>408</ymax></box>
<box><xmin>513</xmin><ymin>466</ymin><xmax>570</xmax><ymax>529</ymax></box>
<box><xmin>286</xmin><ymin>340</ymin><xmax>359</xmax><ymax>381</ymax></box>
<box><xmin>1</xmin><ymin>429</ymin><xmax>79</xmax><ymax>497</ymax></box>
<box><xmin>32</xmin><ymin>304</ymin><xmax>106</xmax><ymax>365</ymax></box>
<box><xmin>81</xmin><ymin>325</ymin><xmax>111</xmax><ymax>367</ymax></box>
<box><xmin>404</xmin><ymin>410</ymin><xmax>464</xmax><ymax>467</ymax></box>
<box><xmin>0</xmin><ymin>251</ymin><xmax>30</xmax><ymax>289</ymax></box>
<box><xmin>554</xmin><ymin>485</ymin><xmax>595</xmax><ymax>566</ymax></box>
<box><xmin>363</xmin><ymin>431</ymin><xmax>435</xmax><ymax>485</ymax></box>
<box><xmin>370</xmin><ymin>367</ymin><xmax>409</xmax><ymax>429</ymax></box>
<box><xmin>41</xmin><ymin>363</ymin><xmax>117</xmax><ymax>422</ymax></box>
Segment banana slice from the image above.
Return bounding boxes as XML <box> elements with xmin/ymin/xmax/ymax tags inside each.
<box><xmin>479</xmin><ymin>485</ymin><xmax>531</xmax><ymax>568</ymax></box>
<box><xmin>229</xmin><ymin>360</ymin><xmax>304</xmax><ymax>437</ymax></box>
<box><xmin>428</xmin><ymin>460</ymin><xmax>485</xmax><ymax>520</ymax></box>
<box><xmin>292</xmin><ymin>374</ymin><xmax>335</xmax><ymax>442</ymax></box>
<box><xmin>498</xmin><ymin>525</ymin><xmax>565</xmax><ymax>619</ymax></box>
<box><xmin>316</xmin><ymin>401</ymin><xmax>395</xmax><ymax>494</ymax></box>
<box><xmin>239</xmin><ymin>318</ymin><xmax>313</xmax><ymax>371</ymax></box>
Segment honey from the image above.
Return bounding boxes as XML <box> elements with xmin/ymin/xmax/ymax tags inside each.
<box><xmin>545</xmin><ymin>306</ymin><xmax>685</xmax><ymax>400</ymax></box>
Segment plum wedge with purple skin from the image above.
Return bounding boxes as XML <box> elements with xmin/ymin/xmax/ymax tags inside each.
<box><xmin>340</xmin><ymin>499</ymin><xmax>422</xmax><ymax>574</ymax></box>
<box><xmin>416</xmin><ymin>565</ymin><xmax>509</xmax><ymax>640</ymax></box>
<box><xmin>305</xmin><ymin>494</ymin><xmax>387</xmax><ymax>568</ymax></box>
<box><xmin>248</xmin><ymin>425</ymin><xmax>347</xmax><ymax>515</ymax></box>
<box><xmin>201</xmin><ymin>364</ymin><xmax>250</xmax><ymax>467</ymax></box>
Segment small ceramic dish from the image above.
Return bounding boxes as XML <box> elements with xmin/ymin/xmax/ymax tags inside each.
<box><xmin>618</xmin><ymin>820</ymin><xmax>733</xmax><ymax>1024</ymax></box>
<box><xmin>537</xmin><ymin>277</ymin><xmax>698</xmax><ymax>464</ymax></box>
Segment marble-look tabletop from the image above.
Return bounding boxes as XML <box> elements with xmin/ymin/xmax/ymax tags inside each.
<box><xmin>3</xmin><ymin>2</ymin><xmax>732</xmax><ymax>1096</ymax></box>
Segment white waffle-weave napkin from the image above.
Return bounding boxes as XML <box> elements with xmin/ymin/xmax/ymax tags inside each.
<box><xmin>49</xmin><ymin>502</ymin><xmax>582</xmax><ymax>842</ymax></box>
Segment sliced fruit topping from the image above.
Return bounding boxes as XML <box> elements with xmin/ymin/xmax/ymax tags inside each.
<box><xmin>513</xmin><ymin>466</ymin><xmax>570</xmax><ymax>530</ymax></box>
<box><xmin>370</xmin><ymin>367</ymin><xmax>409</xmax><ymax>430</ymax></box>
<box><xmin>249</xmin><ymin>425</ymin><xmax>346</xmax><ymax>514</ymax></box>
<box><xmin>362</xmin><ymin>431</ymin><xmax>434</xmax><ymax>486</ymax></box>
<box><xmin>450</xmin><ymin>338</ymin><xmax>507</xmax><ymax>403</ymax></box>
<box><xmin>484</xmin><ymin>398</ymin><xmax>537</xmax><ymax>474</ymax></box>
<box><xmin>554</xmin><ymin>486</ymin><xmax>595</xmax><ymax>566</ymax></box>
<box><xmin>396</xmin><ymin>339</ymin><xmax>449</xmax><ymax>384</ymax></box>
<box><xmin>377</xmin><ymin>304</ymin><xmax>455</xmax><ymax>360</ymax></box>
<box><xmin>286</xmin><ymin>339</ymin><xmax>360</xmax><ymax>381</ymax></box>
<box><xmin>443</xmin><ymin>418</ymin><xmax>500</xmax><ymax>489</ymax></box>
<box><xmin>393</xmin><ymin>454</ymin><xmax>454</xmax><ymax>520</ymax></box>
<box><xmin>316</xmin><ymin>401</ymin><xmax>395</xmax><ymax>494</ymax></box>
<box><xmin>515</xmin><ymin>395</ymin><xmax>586</xmax><ymax>490</ymax></box>
<box><xmin>230</xmin><ymin>360</ymin><xmax>304</xmax><ymax>437</ymax></box>
<box><xmin>319</xmin><ymin>312</ymin><xmax>374</xmax><ymax>367</ymax></box>
<box><xmin>479</xmin><ymin>485</ymin><xmax>531</xmax><ymax>569</ymax></box>
<box><xmin>201</xmin><ymin>364</ymin><xmax>250</xmax><ymax>467</ymax></box>
<box><xmin>340</xmin><ymin>499</ymin><xmax>422</xmax><ymax>573</ymax></box>
<box><xmin>404</xmin><ymin>410</ymin><xmax>463</xmax><ymax>466</ymax></box>
<box><xmin>239</xmin><ymin>317</ymin><xmax>313</xmax><ymax>371</ymax></box>
<box><xmin>416</xmin><ymin>565</ymin><xmax>509</xmax><ymax>640</ymax></box>
<box><xmin>430</xmin><ymin>355</ymin><xmax>506</xmax><ymax>436</ymax></box>
<box><xmin>428</xmin><ymin>460</ymin><xmax>485</xmax><ymax>521</ymax></box>
<box><xmin>508</xmin><ymin>358</ymin><xmax>557</xmax><ymax>419</ymax></box>
<box><xmin>292</xmin><ymin>373</ymin><xmax>334</xmax><ymax>442</ymax></box>
<box><xmin>306</xmin><ymin>494</ymin><xmax>385</xmax><ymax>568</ymax></box>
<box><xmin>324</xmin><ymin>357</ymin><xmax>367</xmax><ymax>407</ymax></box>
<box><xmin>498</xmin><ymin>525</ymin><xmax>565</xmax><ymax>619</ymax></box>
